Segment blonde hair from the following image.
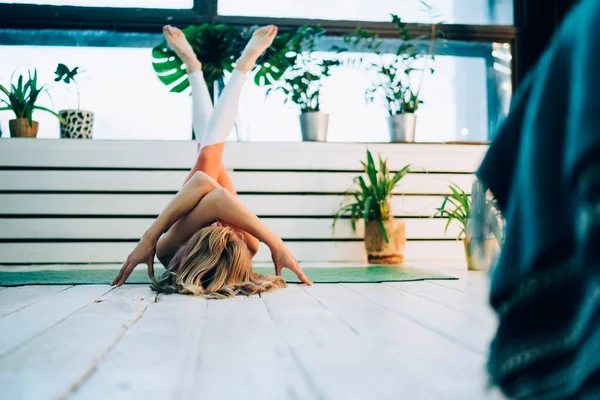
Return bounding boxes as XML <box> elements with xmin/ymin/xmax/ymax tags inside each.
<box><xmin>151</xmin><ymin>225</ymin><xmax>286</xmax><ymax>299</ymax></box>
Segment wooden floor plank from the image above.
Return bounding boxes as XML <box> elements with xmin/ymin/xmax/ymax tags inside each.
<box><xmin>344</xmin><ymin>282</ymin><xmax>496</xmax><ymax>354</ymax></box>
<box><xmin>0</xmin><ymin>285</ymin><xmax>72</xmax><ymax>317</ymax></box>
<box><xmin>71</xmin><ymin>294</ymin><xmax>208</xmax><ymax>400</ymax></box>
<box><xmin>0</xmin><ymin>286</ymin><xmax>155</xmax><ymax>400</ymax></box>
<box><xmin>384</xmin><ymin>281</ymin><xmax>496</xmax><ymax>324</ymax></box>
<box><xmin>305</xmin><ymin>284</ymin><xmax>498</xmax><ymax>399</ymax></box>
<box><xmin>189</xmin><ymin>296</ymin><xmax>318</xmax><ymax>400</ymax></box>
<box><xmin>0</xmin><ymin>285</ymin><xmax>112</xmax><ymax>356</ymax></box>
<box><xmin>430</xmin><ymin>271</ymin><xmax>491</xmax><ymax>302</ymax></box>
<box><xmin>263</xmin><ymin>284</ymin><xmax>442</xmax><ymax>400</ymax></box>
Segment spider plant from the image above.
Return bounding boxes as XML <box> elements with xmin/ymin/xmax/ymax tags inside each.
<box><xmin>435</xmin><ymin>182</ymin><xmax>502</xmax><ymax>243</ymax></box>
<box><xmin>333</xmin><ymin>149</ymin><xmax>410</xmax><ymax>242</ymax></box>
<box><xmin>0</xmin><ymin>70</ymin><xmax>65</xmax><ymax>127</ymax></box>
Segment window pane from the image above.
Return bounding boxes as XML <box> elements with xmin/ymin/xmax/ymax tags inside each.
<box><xmin>218</xmin><ymin>0</ymin><xmax>513</xmax><ymax>25</ymax></box>
<box><xmin>233</xmin><ymin>42</ymin><xmax>512</xmax><ymax>143</ymax></box>
<box><xmin>0</xmin><ymin>33</ymin><xmax>511</xmax><ymax>143</ymax></box>
<box><xmin>0</xmin><ymin>0</ymin><xmax>193</xmax><ymax>8</ymax></box>
<box><xmin>0</xmin><ymin>43</ymin><xmax>192</xmax><ymax>140</ymax></box>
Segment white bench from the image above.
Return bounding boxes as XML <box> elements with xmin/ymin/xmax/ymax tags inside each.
<box><xmin>0</xmin><ymin>139</ymin><xmax>487</xmax><ymax>267</ymax></box>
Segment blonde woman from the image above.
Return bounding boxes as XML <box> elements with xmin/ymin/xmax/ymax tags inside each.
<box><xmin>111</xmin><ymin>25</ymin><xmax>312</xmax><ymax>297</ymax></box>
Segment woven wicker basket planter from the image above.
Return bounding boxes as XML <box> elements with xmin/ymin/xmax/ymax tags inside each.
<box><xmin>364</xmin><ymin>219</ymin><xmax>406</xmax><ymax>264</ymax></box>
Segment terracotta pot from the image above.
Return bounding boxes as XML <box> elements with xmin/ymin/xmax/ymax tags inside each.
<box><xmin>9</xmin><ymin>118</ymin><xmax>39</xmax><ymax>138</ymax></box>
<box><xmin>59</xmin><ymin>109</ymin><xmax>94</xmax><ymax>139</ymax></box>
<box><xmin>464</xmin><ymin>235</ymin><xmax>497</xmax><ymax>271</ymax></box>
<box><xmin>364</xmin><ymin>219</ymin><xmax>406</xmax><ymax>264</ymax></box>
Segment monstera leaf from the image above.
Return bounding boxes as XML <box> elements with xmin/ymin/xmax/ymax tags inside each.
<box><xmin>251</xmin><ymin>31</ymin><xmax>298</xmax><ymax>86</ymax></box>
<box><xmin>152</xmin><ymin>24</ymin><xmax>237</xmax><ymax>93</ymax></box>
<box><xmin>152</xmin><ymin>24</ymin><xmax>299</xmax><ymax>94</ymax></box>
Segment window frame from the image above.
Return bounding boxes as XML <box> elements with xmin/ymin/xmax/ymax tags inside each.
<box><xmin>0</xmin><ymin>1</ymin><xmax>213</xmax><ymax>31</ymax></box>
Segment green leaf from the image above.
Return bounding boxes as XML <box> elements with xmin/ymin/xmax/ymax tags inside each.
<box><xmin>378</xmin><ymin>219</ymin><xmax>389</xmax><ymax>243</ymax></box>
<box><xmin>363</xmin><ymin>196</ymin><xmax>373</xmax><ymax>222</ymax></box>
<box><xmin>34</xmin><ymin>105</ymin><xmax>67</xmax><ymax>125</ymax></box>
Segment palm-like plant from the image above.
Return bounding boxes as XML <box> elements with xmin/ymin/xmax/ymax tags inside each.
<box><xmin>333</xmin><ymin>149</ymin><xmax>410</xmax><ymax>242</ymax></box>
<box><xmin>264</xmin><ymin>25</ymin><xmax>340</xmax><ymax>113</ymax></box>
<box><xmin>337</xmin><ymin>4</ymin><xmax>443</xmax><ymax>115</ymax></box>
<box><xmin>435</xmin><ymin>182</ymin><xmax>502</xmax><ymax>243</ymax></box>
<box><xmin>0</xmin><ymin>70</ymin><xmax>65</xmax><ymax>127</ymax></box>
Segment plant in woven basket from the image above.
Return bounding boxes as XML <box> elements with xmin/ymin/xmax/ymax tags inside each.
<box><xmin>0</xmin><ymin>70</ymin><xmax>65</xmax><ymax>127</ymax></box>
<box><xmin>333</xmin><ymin>149</ymin><xmax>410</xmax><ymax>242</ymax></box>
<box><xmin>152</xmin><ymin>24</ymin><xmax>298</xmax><ymax>95</ymax></box>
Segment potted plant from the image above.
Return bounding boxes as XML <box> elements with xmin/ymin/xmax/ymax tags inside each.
<box><xmin>340</xmin><ymin>8</ymin><xmax>441</xmax><ymax>142</ymax></box>
<box><xmin>435</xmin><ymin>182</ymin><xmax>502</xmax><ymax>271</ymax></box>
<box><xmin>54</xmin><ymin>63</ymin><xmax>94</xmax><ymax>139</ymax></box>
<box><xmin>152</xmin><ymin>23</ymin><xmax>298</xmax><ymax>140</ymax></box>
<box><xmin>333</xmin><ymin>149</ymin><xmax>411</xmax><ymax>264</ymax></box>
<box><xmin>0</xmin><ymin>70</ymin><xmax>65</xmax><ymax>138</ymax></box>
<box><xmin>265</xmin><ymin>26</ymin><xmax>340</xmax><ymax>142</ymax></box>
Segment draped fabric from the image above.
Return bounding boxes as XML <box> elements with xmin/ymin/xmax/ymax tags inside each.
<box><xmin>476</xmin><ymin>0</ymin><xmax>600</xmax><ymax>398</ymax></box>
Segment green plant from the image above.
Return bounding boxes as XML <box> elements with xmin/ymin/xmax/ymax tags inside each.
<box><xmin>152</xmin><ymin>24</ymin><xmax>298</xmax><ymax>94</ymax></box>
<box><xmin>338</xmin><ymin>5</ymin><xmax>442</xmax><ymax>115</ymax></box>
<box><xmin>435</xmin><ymin>182</ymin><xmax>502</xmax><ymax>243</ymax></box>
<box><xmin>0</xmin><ymin>70</ymin><xmax>65</xmax><ymax>127</ymax></box>
<box><xmin>54</xmin><ymin>63</ymin><xmax>82</xmax><ymax>109</ymax></box>
<box><xmin>264</xmin><ymin>25</ymin><xmax>340</xmax><ymax>113</ymax></box>
<box><xmin>333</xmin><ymin>149</ymin><xmax>410</xmax><ymax>242</ymax></box>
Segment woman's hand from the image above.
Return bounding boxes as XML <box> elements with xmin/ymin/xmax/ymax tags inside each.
<box><xmin>271</xmin><ymin>244</ymin><xmax>313</xmax><ymax>286</ymax></box>
<box><xmin>111</xmin><ymin>236</ymin><xmax>158</xmax><ymax>287</ymax></box>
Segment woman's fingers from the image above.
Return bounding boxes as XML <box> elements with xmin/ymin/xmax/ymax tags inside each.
<box><xmin>147</xmin><ymin>258</ymin><xmax>157</xmax><ymax>284</ymax></box>
<box><xmin>116</xmin><ymin>261</ymin><xmax>136</xmax><ymax>287</ymax></box>
<box><xmin>290</xmin><ymin>264</ymin><xmax>313</xmax><ymax>286</ymax></box>
<box><xmin>111</xmin><ymin>261</ymin><xmax>129</xmax><ymax>286</ymax></box>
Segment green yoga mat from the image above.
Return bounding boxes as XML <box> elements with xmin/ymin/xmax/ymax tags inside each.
<box><xmin>0</xmin><ymin>266</ymin><xmax>456</xmax><ymax>286</ymax></box>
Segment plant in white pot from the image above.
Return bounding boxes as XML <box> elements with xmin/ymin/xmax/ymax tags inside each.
<box><xmin>0</xmin><ymin>69</ymin><xmax>65</xmax><ymax>138</ymax></box>
<box><xmin>434</xmin><ymin>182</ymin><xmax>502</xmax><ymax>270</ymax></box>
<box><xmin>54</xmin><ymin>63</ymin><xmax>94</xmax><ymax>139</ymax></box>
<box><xmin>265</xmin><ymin>25</ymin><xmax>340</xmax><ymax>142</ymax></box>
<box><xmin>333</xmin><ymin>149</ymin><xmax>410</xmax><ymax>264</ymax></box>
<box><xmin>341</xmin><ymin>7</ymin><xmax>441</xmax><ymax>142</ymax></box>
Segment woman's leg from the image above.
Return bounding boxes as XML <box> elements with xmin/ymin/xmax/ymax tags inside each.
<box><xmin>163</xmin><ymin>25</ymin><xmax>212</xmax><ymax>145</ymax></box>
<box><xmin>182</xmin><ymin>25</ymin><xmax>278</xmax><ymax>183</ymax></box>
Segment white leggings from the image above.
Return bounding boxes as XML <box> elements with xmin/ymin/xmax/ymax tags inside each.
<box><xmin>188</xmin><ymin>69</ymin><xmax>246</xmax><ymax>148</ymax></box>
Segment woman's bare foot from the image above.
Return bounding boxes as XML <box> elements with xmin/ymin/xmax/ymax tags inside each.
<box><xmin>163</xmin><ymin>25</ymin><xmax>202</xmax><ymax>73</ymax></box>
<box><xmin>235</xmin><ymin>25</ymin><xmax>278</xmax><ymax>74</ymax></box>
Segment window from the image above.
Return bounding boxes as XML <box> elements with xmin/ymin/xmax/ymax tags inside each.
<box><xmin>233</xmin><ymin>42</ymin><xmax>511</xmax><ymax>143</ymax></box>
<box><xmin>0</xmin><ymin>0</ymin><xmax>517</xmax><ymax>142</ymax></box>
<box><xmin>0</xmin><ymin>0</ymin><xmax>193</xmax><ymax>8</ymax></box>
<box><xmin>218</xmin><ymin>0</ymin><xmax>514</xmax><ymax>25</ymax></box>
<box><xmin>0</xmin><ymin>43</ymin><xmax>192</xmax><ymax>140</ymax></box>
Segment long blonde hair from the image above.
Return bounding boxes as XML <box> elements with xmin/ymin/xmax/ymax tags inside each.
<box><xmin>152</xmin><ymin>225</ymin><xmax>286</xmax><ymax>299</ymax></box>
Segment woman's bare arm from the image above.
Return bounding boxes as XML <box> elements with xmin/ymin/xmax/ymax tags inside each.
<box><xmin>199</xmin><ymin>188</ymin><xmax>312</xmax><ymax>285</ymax></box>
<box><xmin>111</xmin><ymin>171</ymin><xmax>218</xmax><ymax>286</ymax></box>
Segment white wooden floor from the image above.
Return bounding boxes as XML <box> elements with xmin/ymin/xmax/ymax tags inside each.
<box><xmin>0</xmin><ymin>271</ymin><xmax>505</xmax><ymax>400</ymax></box>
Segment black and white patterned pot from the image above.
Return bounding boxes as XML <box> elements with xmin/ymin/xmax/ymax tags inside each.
<box><xmin>59</xmin><ymin>109</ymin><xmax>94</xmax><ymax>139</ymax></box>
